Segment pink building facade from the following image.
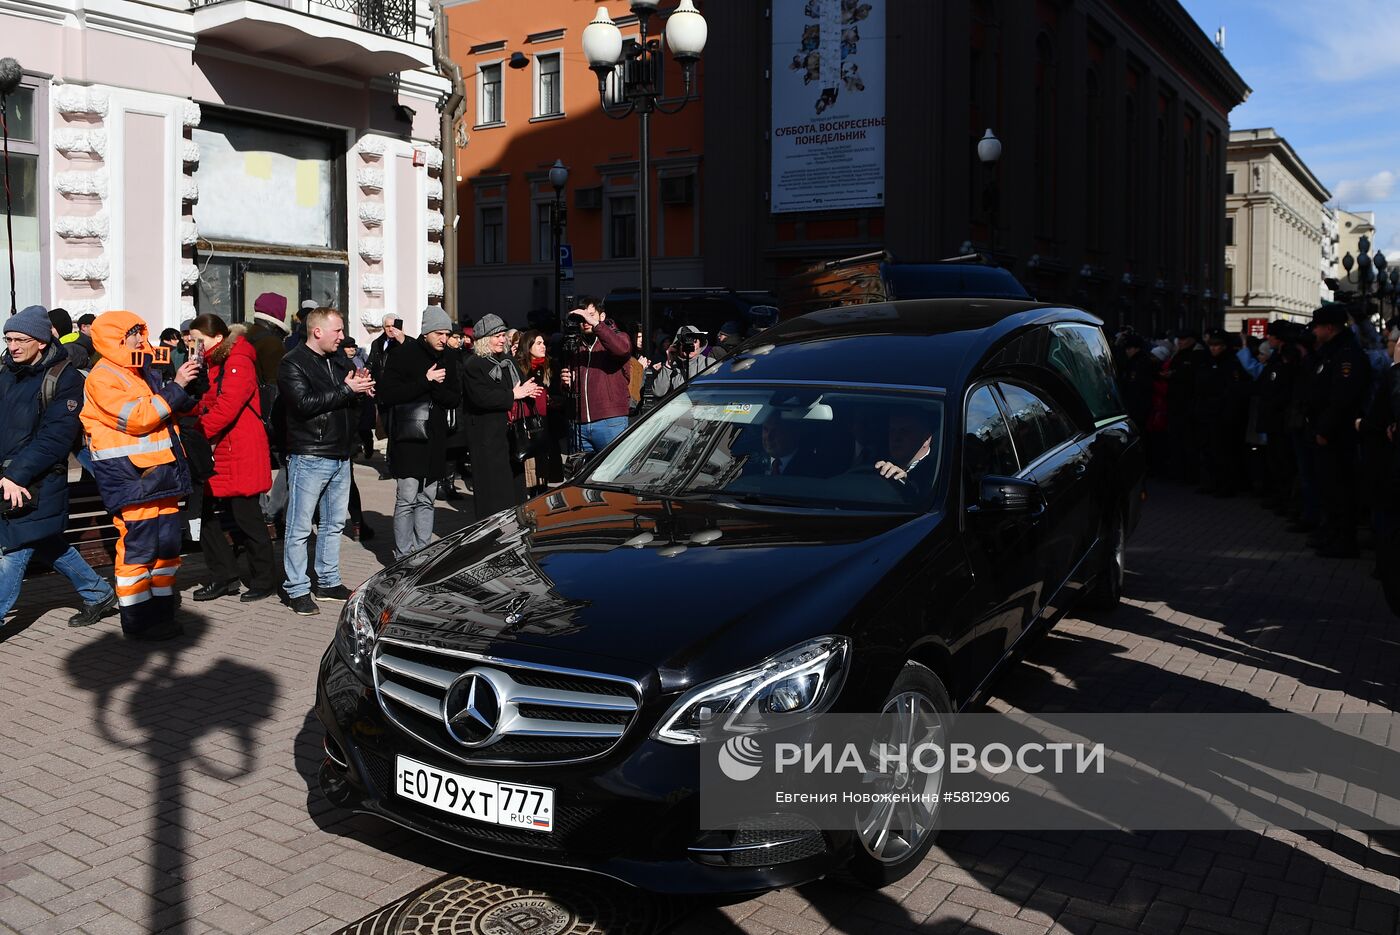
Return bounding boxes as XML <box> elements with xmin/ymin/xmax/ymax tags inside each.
<box><xmin>2</xmin><ymin>0</ymin><xmax>450</xmax><ymax>342</ymax></box>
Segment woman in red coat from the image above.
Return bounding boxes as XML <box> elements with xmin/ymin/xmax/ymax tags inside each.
<box><xmin>187</xmin><ymin>315</ymin><xmax>276</xmax><ymax>602</ymax></box>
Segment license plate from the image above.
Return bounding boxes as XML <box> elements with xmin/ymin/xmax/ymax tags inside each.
<box><xmin>394</xmin><ymin>755</ymin><xmax>554</xmax><ymax>833</ymax></box>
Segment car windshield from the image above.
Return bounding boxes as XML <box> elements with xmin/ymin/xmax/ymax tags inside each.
<box><xmin>583</xmin><ymin>384</ymin><xmax>944</xmax><ymax>511</ymax></box>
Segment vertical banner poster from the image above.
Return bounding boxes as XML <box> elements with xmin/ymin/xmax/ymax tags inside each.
<box><xmin>771</xmin><ymin>0</ymin><xmax>886</xmax><ymax>214</ymax></box>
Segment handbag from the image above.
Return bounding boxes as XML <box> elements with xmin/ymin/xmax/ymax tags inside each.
<box><xmin>509</xmin><ymin>398</ymin><xmax>547</xmax><ymax>463</ymax></box>
<box><xmin>392</xmin><ymin>399</ymin><xmax>433</xmax><ymax>443</ymax></box>
<box><xmin>179</xmin><ymin>423</ymin><xmax>217</xmax><ymax>483</ymax></box>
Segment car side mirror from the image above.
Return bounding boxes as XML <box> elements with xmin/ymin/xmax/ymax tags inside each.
<box><xmin>563</xmin><ymin>452</ymin><xmax>592</xmax><ymax>481</ymax></box>
<box><xmin>975</xmin><ymin>475</ymin><xmax>1042</xmax><ymax>514</ymax></box>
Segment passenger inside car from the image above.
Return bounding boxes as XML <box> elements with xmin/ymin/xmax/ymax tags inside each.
<box><xmin>874</xmin><ymin>407</ymin><xmax>941</xmax><ymax>493</ymax></box>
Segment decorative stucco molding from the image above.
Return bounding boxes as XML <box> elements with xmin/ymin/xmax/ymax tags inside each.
<box><xmin>359</xmin><ymin>203</ymin><xmax>385</xmax><ymax>227</ymax></box>
<box><xmin>182</xmin><ymin>100</ymin><xmax>201</xmax><ymax>128</ymax></box>
<box><xmin>423</xmin><ymin>145</ymin><xmax>444</xmax><ymax>170</ymax></box>
<box><xmin>65</xmin><ymin>300</ymin><xmax>105</xmax><ymax>317</ymax></box>
<box><xmin>357</xmin><ymin>237</ymin><xmax>384</xmax><ymax>262</ymax></box>
<box><xmin>54</xmin><ymin>212</ymin><xmax>110</xmax><ymax>241</ymax></box>
<box><xmin>361</xmin><ymin>274</ymin><xmax>385</xmax><ymax>295</ymax></box>
<box><xmin>181</xmin><ymin>220</ymin><xmax>198</xmax><ymax>246</ymax></box>
<box><xmin>355</xmin><ymin>168</ymin><xmax>385</xmax><ymax>191</ymax></box>
<box><xmin>426</xmin><ymin>242</ymin><xmax>444</xmax><ymax>265</ymax></box>
<box><xmin>181</xmin><ymin>140</ymin><xmax>200</xmax><ymax>164</ymax></box>
<box><xmin>426</xmin><ymin>178</ymin><xmax>443</xmax><ymax>201</ymax></box>
<box><xmin>57</xmin><ymin>257</ymin><xmax>110</xmax><ymax>282</ymax></box>
<box><xmin>179</xmin><ymin>262</ymin><xmax>199</xmax><ymax>287</ymax></box>
<box><xmin>357</xmin><ymin>136</ymin><xmax>387</xmax><ymax>158</ymax></box>
<box><xmin>426</xmin><ymin>210</ymin><xmax>445</xmax><ymax>234</ymax></box>
<box><xmin>55</xmin><ymin>169</ymin><xmax>109</xmax><ymax>199</ymax></box>
<box><xmin>181</xmin><ymin>178</ymin><xmax>199</xmax><ymax>203</ymax></box>
<box><xmin>426</xmin><ymin>274</ymin><xmax>444</xmax><ymax>298</ymax></box>
<box><xmin>54</xmin><ymin>85</ymin><xmax>109</xmax><ymax>117</ymax></box>
<box><xmin>53</xmin><ymin>129</ymin><xmax>108</xmax><ymax>159</ymax></box>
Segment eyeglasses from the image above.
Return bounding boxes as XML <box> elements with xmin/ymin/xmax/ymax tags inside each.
<box><xmin>4</xmin><ymin>335</ymin><xmax>38</xmax><ymax>345</ymax></box>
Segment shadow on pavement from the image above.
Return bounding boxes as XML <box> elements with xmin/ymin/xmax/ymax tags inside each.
<box><xmin>62</xmin><ymin>607</ymin><xmax>279</xmax><ymax>935</ymax></box>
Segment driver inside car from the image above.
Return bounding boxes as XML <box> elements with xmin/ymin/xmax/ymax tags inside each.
<box><xmin>874</xmin><ymin>407</ymin><xmax>940</xmax><ymax>492</ymax></box>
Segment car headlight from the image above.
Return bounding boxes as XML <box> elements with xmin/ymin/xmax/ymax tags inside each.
<box><xmin>652</xmin><ymin>636</ymin><xmax>849</xmax><ymax>745</ymax></box>
<box><xmin>334</xmin><ymin>584</ymin><xmax>381</xmax><ymax>678</ymax></box>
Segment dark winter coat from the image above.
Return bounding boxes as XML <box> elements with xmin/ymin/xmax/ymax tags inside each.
<box><xmin>1307</xmin><ymin>328</ymin><xmax>1371</xmax><ymax>445</ymax></box>
<box><xmin>242</xmin><ymin>323</ymin><xmax>287</xmax><ymax>386</ymax></box>
<box><xmin>1118</xmin><ymin>350</ymin><xmax>1158</xmax><ymax>430</ymax></box>
<box><xmin>379</xmin><ymin>336</ymin><xmax>462</xmax><ymax>481</ymax></box>
<box><xmin>0</xmin><ymin>342</ymin><xmax>83</xmax><ymax>550</ymax></box>
<box><xmin>463</xmin><ymin>352</ymin><xmax>525</xmax><ymax>517</ymax></box>
<box><xmin>443</xmin><ymin>346</ymin><xmax>471</xmax><ymax>453</ymax></box>
<box><xmin>195</xmin><ymin>333</ymin><xmax>272</xmax><ymax>499</ymax></box>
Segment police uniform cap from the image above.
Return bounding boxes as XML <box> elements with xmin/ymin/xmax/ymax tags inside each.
<box><xmin>1311</xmin><ymin>305</ymin><xmax>1348</xmax><ymax>327</ymax></box>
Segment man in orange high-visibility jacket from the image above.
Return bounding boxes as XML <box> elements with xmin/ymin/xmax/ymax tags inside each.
<box><xmin>81</xmin><ymin>311</ymin><xmax>201</xmax><ymax>640</ymax></box>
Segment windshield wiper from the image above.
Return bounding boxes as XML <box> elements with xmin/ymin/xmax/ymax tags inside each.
<box><xmin>675</xmin><ymin>491</ymin><xmax>820</xmax><ymax>508</ymax></box>
<box><xmin>580</xmin><ymin>481</ymin><xmax>682</xmax><ymax>499</ymax></box>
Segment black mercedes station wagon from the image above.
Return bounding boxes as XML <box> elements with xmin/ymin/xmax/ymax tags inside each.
<box><xmin>315</xmin><ymin>300</ymin><xmax>1146</xmax><ymax>894</ymax></box>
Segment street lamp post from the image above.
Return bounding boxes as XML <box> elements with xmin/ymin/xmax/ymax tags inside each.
<box><xmin>549</xmin><ymin>159</ymin><xmax>569</xmax><ymax>331</ymax></box>
<box><xmin>977</xmin><ymin>129</ymin><xmax>1002</xmax><ymax>267</ymax></box>
<box><xmin>582</xmin><ymin>2</ymin><xmax>707</xmax><ymax>353</ymax></box>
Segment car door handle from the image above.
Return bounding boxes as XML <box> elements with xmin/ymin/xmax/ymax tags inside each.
<box><xmin>1072</xmin><ymin>461</ymin><xmax>1088</xmax><ymax>477</ymax></box>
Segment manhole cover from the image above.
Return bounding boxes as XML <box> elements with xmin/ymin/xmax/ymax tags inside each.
<box><xmin>337</xmin><ymin>872</ymin><xmax>689</xmax><ymax>935</ymax></box>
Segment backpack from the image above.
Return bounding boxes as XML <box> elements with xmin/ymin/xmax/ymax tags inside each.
<box><xmin>37</xmin><ymin>357</ymin><xmax>90</xmax><ymax>458</ymax></box>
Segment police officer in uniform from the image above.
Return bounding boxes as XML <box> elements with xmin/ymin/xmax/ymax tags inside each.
<box><xmin>1306</xmin><ymin>304</ymin><xmax>1371</xmax><ymax>558</ymax></box>
<box><xmin>1258</xmin><ymin>320</ymin><xmax>1299</xmax><ymax>511</ymax></box>
<box><xmin>1194</xmin><ymin>329</ymin><xmax>1250</xmax><ymax>496</ymax></box>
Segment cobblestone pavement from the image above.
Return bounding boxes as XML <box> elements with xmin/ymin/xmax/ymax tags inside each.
<box><xmin>2</xmin><ymin>471</ymin><xmax>1398</xmax><ymax>934</ymax></box>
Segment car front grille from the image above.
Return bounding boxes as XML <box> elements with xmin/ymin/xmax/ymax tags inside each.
<box><xmin>371</xmin><ymin>638</ymin><xmax>641</xmax><ymax>766</ymax></box>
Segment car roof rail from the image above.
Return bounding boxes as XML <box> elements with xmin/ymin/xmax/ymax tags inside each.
<box><xmin>818</xmin><ymin>250</ymin><xmax>893</xmax><ymax>271</ymax></box>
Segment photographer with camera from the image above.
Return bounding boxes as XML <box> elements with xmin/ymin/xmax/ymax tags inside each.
<box><xmin>651</xmin><ymin>325</ymin><xmax>716</xmax><ymax>398</ymax></box>
<box><xmin>559</xmin><ymin>296</ymin><xmax>632</xmax><ymax>454</ymax></box>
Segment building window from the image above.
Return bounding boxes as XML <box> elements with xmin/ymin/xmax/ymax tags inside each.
<box><xmin>478</xmin><ymin>63</ymin><xmax>503</xmax><ymax>126</ymax></box>
<box><xmin>1</xmin><ymin>84</ymin><xmax>43</xmax><ymax>309</ymax></box>
<box><xmin>1085</xmin><ymin>69</ymin><xmax>1103</xmax><ymax>250</ymax></box>
<box><xmin>479</xmin><ymin>205</ymin><xmax>505</xmax><ymax>264</ymax></box>
<box><xmin>536</xmin><ymin>53</ymin><xmax>562</xmax><ymax>117</ymax></box>
<box><xmin>1124</xmin><ymin>94</ymin><xmax>1137</xmax><ymax>262</ymax></box>
<box><xmin>1033</xmin><ymin>33</ymin><xmax>1057</xmax><ymax>240</ymax></box>
<box><xmin>1226</xmin><ymin>215</ymin><xmax>1235</xmax><ymax>246</ymax></box>
<box><xmin>1224</xmin><ymin>266</ymin><xmax>1234</xmax><ymax>304</ymax></box>
<box><xmin>1226</xmin><ymin>172</ymin><xmax>1235</xmax><ymax>195</ymax></box>
<box><xmin>535</xmin><ymin>202</ymin><xmax>555</xmax><ymax>263</ymax></box>
<box><xmin>608</xmin><ymin>194</ymin><xmax>637</xmax><ymax>258</ymax></box>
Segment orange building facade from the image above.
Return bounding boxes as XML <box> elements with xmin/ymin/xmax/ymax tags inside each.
<box><xmin>446</xmin><ymin>0</ymin><xmax>704</xmax><ymax>327</ymax></box>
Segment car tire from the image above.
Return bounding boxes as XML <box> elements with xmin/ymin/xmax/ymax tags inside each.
<box><xmin>847</xmin><ymin>661</ymin><xmax>952</xmax><ymax>888</ymax></box>
<box><xmin>1084</xmin><ymin>507</ymin><xmax>1125</xmax><ymax>612</ymax></box>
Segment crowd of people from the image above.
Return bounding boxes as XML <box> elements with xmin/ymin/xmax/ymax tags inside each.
<box><xmin>0</xmin><ymin>294</ymin><xmax>766</xmax><ymax>638</ymax></box>
<box><xmin>1114</xmin><ymin>301</ymin><xmax>1400</xmax><ymax>608</ymax></box>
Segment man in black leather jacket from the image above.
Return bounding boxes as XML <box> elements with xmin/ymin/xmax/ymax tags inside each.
<box><xmin>276</xmin><ymin>308</ymin><xmax>375</xmax><ymax>616</ymax></box>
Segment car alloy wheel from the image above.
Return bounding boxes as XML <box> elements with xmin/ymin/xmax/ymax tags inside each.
<box><xmin>849</xmin><ymin>661</ymin><xmax>952</xmax><ymax>886</ymax></box>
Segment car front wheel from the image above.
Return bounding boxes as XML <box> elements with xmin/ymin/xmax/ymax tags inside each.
<box><xmin>847</xmin><ymin>661</ymin><xmax>952</xmax><ymax>887</ymax></box>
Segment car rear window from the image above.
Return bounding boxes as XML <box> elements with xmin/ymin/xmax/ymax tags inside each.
<box><xmin>1047</xmin><ymin>324</ymin><xmax>1126</xmax><ymax>424</ymax></box>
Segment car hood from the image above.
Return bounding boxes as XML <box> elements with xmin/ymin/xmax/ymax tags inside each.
<box><xmin>373</xmin><ymin>487</ymin><xmax>939</xmax><ymax>683</ymax></box>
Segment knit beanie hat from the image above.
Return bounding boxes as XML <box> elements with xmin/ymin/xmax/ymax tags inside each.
<box><xmin>252</xmin><ymin>292</ymin><xmax>291</xmax><ymax>334</ymax></box>
<box><xmin>5</xmin><ymin>305</ymin><xmax>54</xmax><ymax>344</ymax></box>
<box><xmin>420</xmin><ymin>306</ymin><xmax>453</xmax><ymax>336</ymax></box>
<box><xmin>48</xmin><ymin>307</ymin><xmax>73</xmax><ymax>337</ymax></box>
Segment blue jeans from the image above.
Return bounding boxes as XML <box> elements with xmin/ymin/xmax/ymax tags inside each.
<box><xmin>282</xmin><ymin>455</ymin><xmax>351</xmax><ymax>598</ymax></box>
<box><xmin>577</xmin><ymin>416</ymin><xmax>629</xmax><ymax>455</ymax></box>
<box><xmin>0</xmin><ymin>537</ymin><xmax>113</xmax><ymax>618</ymax></box>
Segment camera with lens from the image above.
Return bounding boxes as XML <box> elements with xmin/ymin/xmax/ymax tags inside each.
<box><xmin>671</xmin><ymin>326</ymin><xmax>703</xmax><ymax>359</ymax></box>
